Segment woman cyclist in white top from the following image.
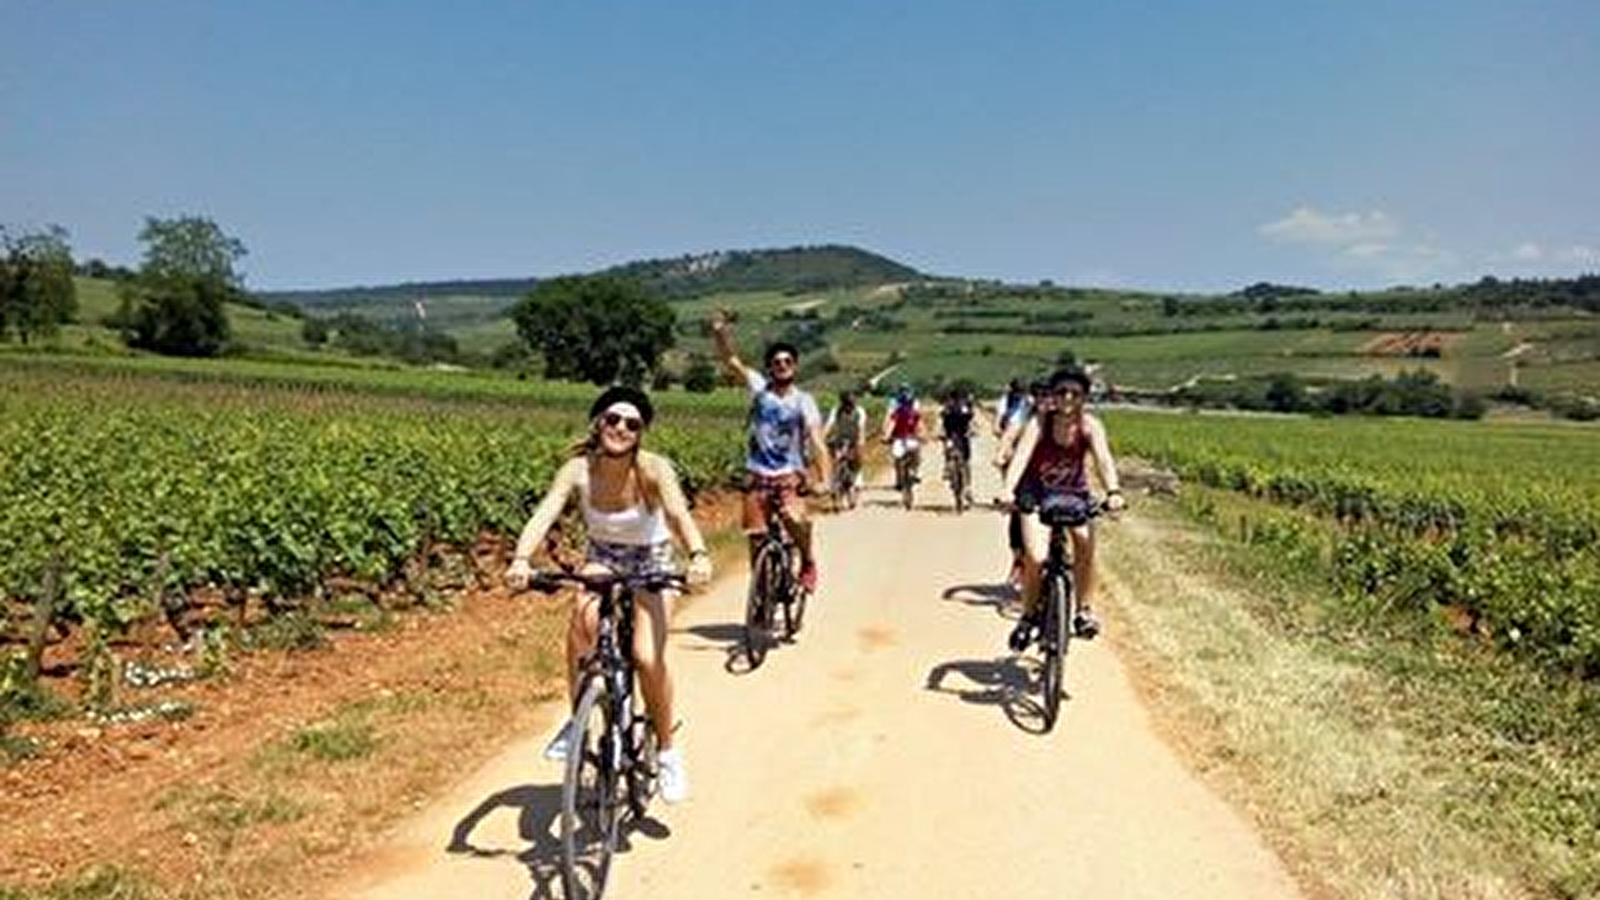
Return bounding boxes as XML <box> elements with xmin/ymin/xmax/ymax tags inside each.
<box><xmin>506</xmin><ymin>385</ymin><xmax>712</xmax><ymax>804</ymax></box>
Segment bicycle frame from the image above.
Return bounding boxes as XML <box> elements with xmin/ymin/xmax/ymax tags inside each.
<box><xmin>744</xmin><ymin>482</ymin><xmax>805</xmax><ymax>666</ymax></box>
<box><xmin>526</xmin><ymin>569</ymin><xmax>684</xmax><ymax>899</ymax></box>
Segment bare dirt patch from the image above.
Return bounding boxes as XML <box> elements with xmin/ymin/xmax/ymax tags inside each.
<box><xmin>1359</xmin><ymin>331</ymin><xmax>1461</xmax><ymax>358</ymax></box>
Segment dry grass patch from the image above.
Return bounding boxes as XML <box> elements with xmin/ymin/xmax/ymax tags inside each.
<box><xmin>1100</xmin><ymin>503</ymin><xmax>1540</xmax><ymax>900</ymax></box>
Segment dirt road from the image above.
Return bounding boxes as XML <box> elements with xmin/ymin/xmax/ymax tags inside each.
<box><xmin>335</xmin><ymin>433</ymin><xmax>1304</xmax><ymax>900</ymax></box>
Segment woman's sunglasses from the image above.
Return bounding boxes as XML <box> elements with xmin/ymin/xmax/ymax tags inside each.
<box><xmin>601</xmin><ymin>411</ymin><xmax>644</xmax><ymax>433</ymax></box>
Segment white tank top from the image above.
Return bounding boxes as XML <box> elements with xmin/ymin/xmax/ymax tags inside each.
<box><xmin>577</xmin><ymin>463</ymin><xmax>671</xmax><ymax>546</ymax></box>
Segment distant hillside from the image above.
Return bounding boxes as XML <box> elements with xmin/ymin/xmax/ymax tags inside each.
<box><xmin>259</xmin><ymin>277</ymin><xmax>540</xmax><ymax>312</ymax></box>
<box><xmin>599</xmin><ymin>244</ymin><xmax>924</xmax><ymax>299</ymax></box>
<box><xmin>254</xmin><ymin>245</ymin><xmax>923</xmax><ymax>325</ymax></box>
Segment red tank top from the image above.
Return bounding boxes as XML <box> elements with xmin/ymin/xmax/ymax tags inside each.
<box><xmin>1021</xmin><ymin>414</ymin><xmax>1089</xmax><ymax>494</ymax></box>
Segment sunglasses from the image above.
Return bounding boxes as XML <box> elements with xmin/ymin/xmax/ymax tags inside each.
<box><xmin>601</xmin><ymin>411</ymin><xmax>644</xmax><ymax>433</ymax></box>
<box><xmin>769</xmin><ymin>355</ymin><xmax>797</xmax><ymax>368</ymax></box>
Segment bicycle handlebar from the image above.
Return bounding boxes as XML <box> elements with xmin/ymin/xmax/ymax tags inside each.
<box><xmin>524</xmin><ymin>570</ymin><xmax>689</xmax><ymax>595</ymax></box>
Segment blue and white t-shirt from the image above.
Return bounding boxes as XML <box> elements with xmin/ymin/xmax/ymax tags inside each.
<box><xmin>744</xmin><ymin>370</ymin><xmax>822</xmax><ymax>476</ymax></box>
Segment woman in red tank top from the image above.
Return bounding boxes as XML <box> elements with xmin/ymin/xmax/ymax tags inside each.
<box><xmin>1000</xmin><ymin>366</ymin><xmax>1125</xmax><ymax>649</ymax></box>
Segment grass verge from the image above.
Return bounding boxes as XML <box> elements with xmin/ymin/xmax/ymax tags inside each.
<box><xmin>1102</xmin><ymin>490</ymin><xmax>1600</xmax><ymax>900</ymax></box>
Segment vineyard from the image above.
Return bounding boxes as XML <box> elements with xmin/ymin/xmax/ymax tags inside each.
<box><xmin>0</xmin><ymin>361</ymin><xmax>747</xmax><ymax>718</ymax></box>
<box><xmin>1111</xmin><ymin>410</ymin><xmax>1600</xmax><ymax>675</ymax></box>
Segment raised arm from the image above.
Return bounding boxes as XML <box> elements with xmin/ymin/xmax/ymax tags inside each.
<box><xmin>708</xmin><ymin>311</ymin><xmax>750</xmax><ymax>385</ymax></box>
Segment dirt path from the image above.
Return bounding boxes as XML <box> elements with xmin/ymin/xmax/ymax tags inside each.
<box><xmin>332</xmin><ymin>434</ymin><xmax>1304</xmax><ymax>900</ymax></box>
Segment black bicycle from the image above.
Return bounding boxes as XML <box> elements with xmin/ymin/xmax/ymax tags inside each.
<box><xmin>526</xmin><ymin>569</ymin><xmax>685</xmax><ymax>900</ymax></box>
<box><xmin>943</xmin><ymin>435</ymin><xmax>972</xmax><ymax>514</ymax></box>
<box><xmin>743</xmin><ymin>480</ymin><xmax>808</xmax><ymax>668</ymax></box>
<box><xmin>1003</xmin><ymin>494</ymin><xmax>1105</xmax><ymax>731</ymax></box>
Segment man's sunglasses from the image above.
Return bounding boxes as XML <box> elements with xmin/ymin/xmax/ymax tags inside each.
<box><xmin>601</xmin><ymin>411</ymin><xmax>645</xmax><ymax>433</ymax></box>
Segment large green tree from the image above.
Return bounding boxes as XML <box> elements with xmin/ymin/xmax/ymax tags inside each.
<box><xmin>0</xmin><ymin>225</ymin><xmax>77</xmax><ymax>345</ymax></box>
<box><xmin>510</xmin><ymin>276</ymin><xmax>676</xmax><ymax>385</ymax></box>
<box><xmin>119</xmin><ymin>216</ymin><xmax>246</xmax><ymax>357</ymax></box>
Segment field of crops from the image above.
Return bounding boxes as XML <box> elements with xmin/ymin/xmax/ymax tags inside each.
<box><xmin>0</xmin><ymin>361</ymin><xmax>748</xmax><ymax>679</ymax></box>
<box><xmin>1111</xmin><ymin>410</ymin><xmax>1600</xmax><ymax>674</ymax></box>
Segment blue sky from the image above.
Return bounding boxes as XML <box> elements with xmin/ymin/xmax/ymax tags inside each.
<box><xmin>3</xmin><ymin>1</ymin><xmax>1596</xmax><ymax>293</ymax></box>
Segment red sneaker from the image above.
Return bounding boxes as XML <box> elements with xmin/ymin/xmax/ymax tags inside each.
<box><xmin>798</xmin><ymin>562</ymin><xmax>819</xmax><ymax>593</ymax></box>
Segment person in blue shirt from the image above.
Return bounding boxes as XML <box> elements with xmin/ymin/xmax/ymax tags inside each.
<box><xmin>710</xmin><ymin>311</ymin><xmax>832</xmax><ymax>592</ymax></box>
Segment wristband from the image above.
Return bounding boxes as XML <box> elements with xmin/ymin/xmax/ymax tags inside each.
<box><xmin>690</xmin><ymin>548</ymin><xmax>710</xmax><ymax>559</ymax></box>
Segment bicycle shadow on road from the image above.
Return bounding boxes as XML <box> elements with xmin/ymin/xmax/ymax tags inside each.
<box><xmin>447</xmin><ymin>781</ymin><xmax>672</xmax><ymax>899</ymax></box>
<box><xmin>940</xmin><ymin>582</ymin><xmax>1018</xmax><ymax>615</ymax></box>
<box><xmin>446</xmin><ymin>781</ymin><xmax>566</xmax><ymax>898</ymax></box>
<box><xmin>680</xmin><ymin>622</ymin><xmax>764</xmax><ymax>675</ymax></box>
<box><xmin>924</xmin><ymin>656</ymin><xmax>1062</xmax><ymax>735</ymax></box>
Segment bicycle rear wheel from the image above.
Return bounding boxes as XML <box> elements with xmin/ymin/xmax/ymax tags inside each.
<box><xmin>947</xmin><ymin>450</ymin><xmax>967</xmax><ymax>514</ymax></box>
<box><xmin>744</xmin><ymin>543</ymin><xmax>783</xmax><ymax>667</ymax></box>
<box><xmin>1039</xmin><ymin>571</ymin><xmax>1070</xmax><ymax>731</ymax></box>
<box><xmin>562</xmin><ymin>677</ymin><xmax>622</xmax><ymax>900</ymax></box>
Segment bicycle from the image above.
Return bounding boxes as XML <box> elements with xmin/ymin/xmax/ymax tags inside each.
<box><xmin>943</xmin><ymin>435</ymin><xmax>972</xmax><ymax>514</ymax></box>
<box><xmin>999</xmin><ymin>494</ymin><xmax>1105</xmax><ymax>732</ymax></box>
<box><xmin>890</xmin><ymin>438</ymin><xmax>920</xmax><ymax>510</ymax></box>
<box><xmin>829</xmin><ymin>443</ymin><xmax>860</xmax><ymax>511</ymax></box>
<box><xmin>743</xmin><ymin>478</ymin><xmax>809</xmax><ymax>668</ymax></box>
<box><xmin>525</xmin><ymin>569</ymin><xmax>686</xmax><ymax>900</ymax></box>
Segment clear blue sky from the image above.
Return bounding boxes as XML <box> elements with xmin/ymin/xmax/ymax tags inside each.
<box><xmin>4</xmin><ymin>1</ymin><xmax>1596</xmax><ymax>293</ymax></box>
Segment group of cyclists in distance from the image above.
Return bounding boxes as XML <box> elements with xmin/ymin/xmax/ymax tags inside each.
<box><xmin>506</xmin><ymin>309</ymin><xmax>1124</xmax><ymax>806</ymax></box>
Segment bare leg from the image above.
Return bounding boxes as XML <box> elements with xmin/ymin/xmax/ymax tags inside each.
<box><xmin>566</xmin><ymin>595</ymin><xmax>601</xmax><ymax>705</ymax></box>
<box><xmin>632</xmin><ymin>591</ymin><xmax>676</xmax><ymax>751</ymax></box>
<box><xmin>1069</xmin><ymin>527</ymin><xmax>1096</xmax><ymax>612</ymax></box>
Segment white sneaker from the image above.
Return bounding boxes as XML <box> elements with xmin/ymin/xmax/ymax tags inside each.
<box><xmin>543</xmin><ymin>719</ymin><xmax>576</xmax><ymax>762</ymax></box>
<box><xmin>658</xmin><ymin>747</ymin><xmax>690</xmax><ymax>804</ymax></box>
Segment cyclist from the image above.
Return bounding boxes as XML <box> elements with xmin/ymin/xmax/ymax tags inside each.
<box><xmin>506</xmin><ymin>385</ymin><xmax>712</xmax><ymax>804</ymax></box>
<box><xmin>994</xmin><ymin>378</ymin><xmax>1031</xmax><ymax>437</ymax></box>
<box><xmin>824</xmin><ymin>390</ymin><xmax>867</xmax><ymax>499</ymax></box>
<box><xmin>882</xmin><ymin>384</ymin><xmax>924</xmax><ymax>492</ymax></box>
<box><xmin>938</xmin><ymin>388</ymin><xmax>976</xmax><ymax>505</ymax></box>
<box><xmin>999</xmin><ymin>366</ymin><xmax>1125</xmax><ymax>650</ymax></box>
<box><xmin>709</xmin><ymin>311</ymin><xmax>832</xmax><ymax>592</ymax></box>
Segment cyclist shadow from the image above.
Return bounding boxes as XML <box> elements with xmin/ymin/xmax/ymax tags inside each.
<box><xmin>680</xmin><ymin>623</ymin><xmax>764</xmax><ymax>675</ymax></box>
<box><xmin>924</xmin><ymin>656</ymin><xmax>1062</xmax><ymax>735</ymax></box>
<box><xmin>940</xmin><ymin>582</ymin><xmax>1018</xmax><ymax>615</ymax></box>
<box><xmin>446</xmin><ymin>781</ymin><xmax>672</xmax><ymax>899</ymax></box>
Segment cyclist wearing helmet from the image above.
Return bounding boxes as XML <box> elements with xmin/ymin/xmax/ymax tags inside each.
<box><xmin>883</xmin><ymin>383</ymin><xmax>924</xmax><ymax>491</ymax></box>
<box><xmin>938</xmin><ymin>388</ymin><xmax>976</xmax><ymax>505</ymax></box>
<box><xmin>1000</xmin><ymin>366</ymin><xmax>1125</xmax><ymax>649</ymax></box>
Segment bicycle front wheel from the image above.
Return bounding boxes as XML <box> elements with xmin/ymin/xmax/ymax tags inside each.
<box><xmin>948</xmin><ymin>453</ymin><xmax>967</xmax><ymax>513</ymax></box>
<box><xmin>562</xmin><ymin>677</ymin><xmax>622</xmax><ymax>900</ymax></box>
<box><xmin>1039</xmin><ymin>571</ymin><xmax>1070</xmax><ymax>732</ymax></box>
<box><xmin>744</xmin><ymin>542</ymin><xmax>783</xmax><ymax>667</ymax></box>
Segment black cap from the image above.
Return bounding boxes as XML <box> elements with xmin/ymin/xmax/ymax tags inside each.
<box><xmin>589</xmin><ymin>385</ymin><xmax>655</xmax><ymax>426</ymax></box>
